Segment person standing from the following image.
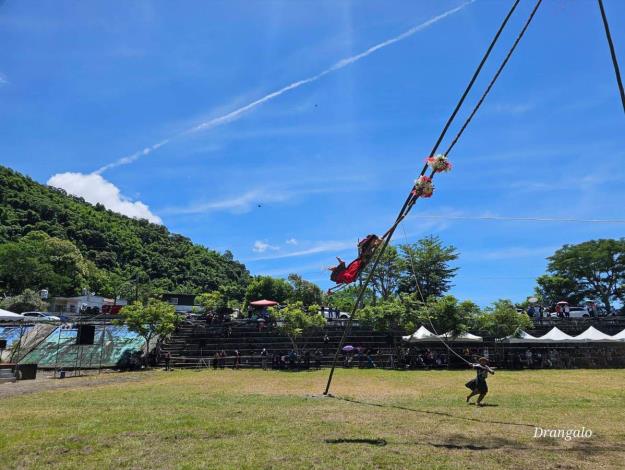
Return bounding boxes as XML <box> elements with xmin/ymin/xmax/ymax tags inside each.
<box><xmin>233</xmin><ymin>349</ymin><xmax>241</xmax><ymax>369</ymax></box>
<box><xmin>260</xmin><ymin>348</ymin><xmax>268</xmax><ymax>370</ymax></box>
<box><xmin>164</xmin><ymin>351</ymin><xmax>172</xmax><ymax>371</ymax></box>
<box><xmin>465</xmin><ymin>357</ymin><xmax>495</xmax><ymax>406</ymax></box>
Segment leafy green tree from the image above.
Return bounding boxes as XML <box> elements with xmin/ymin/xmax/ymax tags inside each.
<box><xmin>0</xmin><ymin>289</ymin><xmax>48</xmax><ymax>313</ymax></box>
<box><xmin>0</xmin><ymin>231</ymin><xmax>90</xmax><ymax>296</ymax></box>
<box><xmin>357</xmin><ymin>297</ymin><xmax>407</xmax><ymax>332</ymax></box>
<box><xmin>269</xmin><ymin>301</ymin><xmax>325</xmax><ymax>353</ymax></box>
<box><xmin>398</xmin><ymin>236</ymin><xmax>459</xmax><ymax>300</ymax></box>
<box><xmin>115</xmin><ymin>299</ymin><xmax>178</xmax><ymax>359</ymax></box>
<box><xmin>326</xmin><ymin>285</ymin><xmax>376</xmax><ymax>312</ymax></box>
<box><xmin>475</xmin><ymin>299</ymin><xmax>532</xmax><ymax>337</ymax></box>
<box><xmin>416</xmin><ymin>295</ymin><xmax>479</xmax><ymax>337</ymax></box>
<box><xmin>360</xmin><ymin>245</ymin><xmax>402</xmax><ymax>301</ymax></box>
<box><xmin>534</xmin><ymin>274</ymin><xmax>583</xmax><ymax>307</ymax></box>
<box><xmin>542</xmin><ymin>239</ymin><xmax>625</xmax><ymax>312</ymax></box>
<box><xmin>244</xmin><ymin>276</ymin><xmax>293</xmax><ymax>306</ymax></box>
<box><xmin>287</xmin><ymin>274</ymin><xmax>323</xmax><ymax>307</ymax></box>
<box><xmin>196</xmin><ymin>291</ymin><xmax>225</xmax><ymax>313</ymax></box>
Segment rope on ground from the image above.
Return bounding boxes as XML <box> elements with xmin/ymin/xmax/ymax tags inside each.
<box><xmin>597</xmin><ymin>0</ymin><xmax>625</xmax><ymax>114</ymax></box>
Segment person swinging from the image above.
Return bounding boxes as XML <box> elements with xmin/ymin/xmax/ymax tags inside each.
<box><xmin>328</xmin><ymin>234</ymin><xmax>382</xmax><ymax>289</ymax></box>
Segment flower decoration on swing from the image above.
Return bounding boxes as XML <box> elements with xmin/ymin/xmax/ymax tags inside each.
<box><xmin>414</xmin><ymin>175</ymin><xmax>434</xmax><ymax>198</ymax></box>
<box><xmin>426</xmin><ymin>154</ymin><xmax>452</xmax><ymax>173</ymax></box>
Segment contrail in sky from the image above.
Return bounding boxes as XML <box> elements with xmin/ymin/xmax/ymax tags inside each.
<box><xmin>95</xmin><ymin>1</ymin><xmax>474</xmax><ymax>174</ymax></box>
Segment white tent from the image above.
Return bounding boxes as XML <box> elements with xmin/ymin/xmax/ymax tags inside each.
<box><xmin>573</xmin><ymin>326</ymin><xmax>615</xmax><ymax>342</ymax></box>
<box><xmin>500</xmin><ymin>330</ymin><xmax>539</xmax><ymax>343</ymax></box>
<box><xmin>438</xmin><ymin>331</ymin><xmax>483</xmax><ymax>342</ymax></box>
<box><xmin>402</xmin><ymin>325</ymin><xmax>438</xmax><ymax>343</ymax></box>
<box><xmin>611</xmin><ymin>328</ymin><xmax>625</xmax><ymax>341</ymax></box>
<box><xmin>536</xmin><ymin>327</ymin><xmax>577</xmax><ymax>342</ymax></box>
<box><xmin>0</xmin><ymin>308</ymin><xmax>24</xmax><ymax>321</ymax></box>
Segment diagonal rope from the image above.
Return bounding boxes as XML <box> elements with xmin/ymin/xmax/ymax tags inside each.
<box><xmin>400</xmin><ymin>225</ymin><xmax>473</xmax><ymax>366</ymax></box>
<box><xmin>323</xmin><ymin>0</ymin><xmax>540</xmax><ymax>395</ymax></box>
<box><xmin>597</xmin><ymin>0</ymin><xmax>625</xmax><ymax>114</ymax></box>
<box><xmin>445</xmin><ymin>0</ymin><xmax>543</xmax><ymax>156</ymax></box>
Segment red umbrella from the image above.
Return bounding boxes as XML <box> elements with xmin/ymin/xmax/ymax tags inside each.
<box><xmin>249</xmin><ymin>299</ymin><xmax>279</xmax><ymax>307</ymax></box>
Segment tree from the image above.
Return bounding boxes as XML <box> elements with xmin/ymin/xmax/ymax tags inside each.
<box><xmin>398</xmin><ymin>236</ymin><xmax>459</xmax><ymax>300</ymax></box>
<box><xmin>244</xmin><ymin>276</ymin><xmax>293</xmax><ymax>306</ymax></box>
<box><xmin>360</xmin><ymin>245</ymin><xmax>402</xmax><ymax>300</ymax></box>
<box><xmin>0</xmin><ymin>289</ymin><xmax>48</xmax><ymax>313</ymax></box>
<box><xmin>287</xmin><ymin>274</ymin><xmax>323</xmax><ymax>306</ymax></box>
<box><xmin>534</xmin><ymin>274</ymin><xmax>583</xmax><ymax>307</ymax></box>
<box><xmin>542</xmin><ymin>239</ymin><xmax>625</xmax><ymax>313</ymax></box>
<box><xmin>416</xmin><ymin>295</ymin><xmax>480</xmax><ymax>337</ymax></box>
<box><xmin>357</xmin><ymin>297</ymin><xmax>407</xmax><ymax>332</ymax></box>
<box><xmin>115</xmin><ymin>299</ymin><xmax>178</xmax><ymax>360</ymax></box>
<box><xmin>326</xmin><ymin>285</ymin><xmax>376</xmax><ymax>312</ymax></box>
<box><xmin>475</xmin><ymin>299</ymin><xmax>533</xmax><ymax>337</ymax></box>
<box><xmin>196</xmin><ymin>291</ymin><xmax>225</xmax><ymax>313</ymax></box>
<box><xmin>0</xmin><ymin>231</ymin><xmax>90</xmax><ymax>296</ymax></box>
<box><xmin>269</xmin><ymin>301</ymin><xmax>325</xmax><ymax>353</ymax></box>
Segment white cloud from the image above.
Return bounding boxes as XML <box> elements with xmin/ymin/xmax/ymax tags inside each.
<box><xmin>161</xmin><ymin>189</ymin><xmax>291</xmax><ymax>215</ymax></box>
<box><xmin>0</xmin><ymin>73</ymin><xmax>8</xmax><ymax>86</ymax></box>
<box><xmin>286</xmin><ymin>238</ymin><xmax>298</xmax><ymax>245</ymax></box>
<box><xmin>252</xmin><ymin>240</ymin><xmax>279</xmax><ymax>253</ymax></box>
<box><xmin>47</xmin><ymin>172</ymin><xmax>162</xmax><ymax>224</ymax></box>
<box><xmin>252</xmin><ymin>240</ymin><xmax>354</xmax><ymax>260</ymax></box>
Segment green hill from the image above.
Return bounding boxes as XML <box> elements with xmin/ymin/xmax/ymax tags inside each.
<box><xmin>0</xmin><ymin>165</ymin><xmax>250</xmax><ymax>299</ymax></box>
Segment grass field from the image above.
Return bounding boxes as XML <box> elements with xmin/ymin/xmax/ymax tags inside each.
<box><xmin>2</xmin><ymin>368</ymin><xmax>625</xmax><ymax>469</ymax></box>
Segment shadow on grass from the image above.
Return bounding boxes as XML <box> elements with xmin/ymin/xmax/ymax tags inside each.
<box><xmin>328</xmin><ymin>395</ymin><xmax>537</xmax><ymax>429</ymax></box>
<box><xmin>325</xmin><ymin>438</ymin><xmax>387</xmax><ymax>446</ymax></box>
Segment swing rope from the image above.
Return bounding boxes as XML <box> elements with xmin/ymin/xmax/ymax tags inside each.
<box><xmin>597</xmin><ymin>0</ymin><xmax>625</xmax><ymax>114</ymax></box>
<box><xmin>400</xmin><ymin>225</ymin><xmax>473</xmax><ymax>367</ymax></box>
<box><xmin>323</xmin><ymin>0</ymin><xmax>542</xmax><ymax>395</ymax></box>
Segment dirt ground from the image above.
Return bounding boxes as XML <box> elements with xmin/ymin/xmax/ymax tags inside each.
<box><xmin>0</xmin><ymin>368</ymin><xmax>153</xmax><ymax>399</ymax></box>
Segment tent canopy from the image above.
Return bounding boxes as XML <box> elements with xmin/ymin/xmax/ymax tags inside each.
<box><xmin>610</xmin><ymin>328</ymin><xmax>625</xmax><ymax>341</ymax></box>
<box><xmin>438</xmin><ymin>331</ymin><xmax>483</xmax><ymax>342</ymax></box>
<box><xmin>500</xmin><ymin>330</ymin><xmax>539</xmax><ymax>343</ymax></box>
<box><xmin>0</xmin><ymin>308</ymin><xmax>24</xmax><ymax>321</ymax></box>
<box><xmin>537</xmin><ymin>327</ymin><xmax>577</xmax><ymax>342</ymax></box>
<box><xmin>249</xmin><ymin>299</ymin><xmax>279</xmax><ymax>307</ymax></box>
<box><xmin>402</xmin><ymin>325</ymin><xmax>438</xmax><ymax>343</ymax></box>
<box><xmin>573</xmin><ymin>326</ymin><xmax>615</xmax><ymax>342</ymax></box>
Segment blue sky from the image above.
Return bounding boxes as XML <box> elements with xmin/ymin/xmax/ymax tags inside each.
<box><xmin>1</xmin><ymin>0</ymin><xmax>624</xmax><ymax>305</ymax></box>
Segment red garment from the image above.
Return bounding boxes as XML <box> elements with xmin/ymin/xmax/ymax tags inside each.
<box><xmin>335</xmin><ymin>259</ymin><xmax>362</xmax><ymax>284</ymax></box>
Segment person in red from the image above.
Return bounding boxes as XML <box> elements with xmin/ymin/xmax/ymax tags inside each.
<box><xmin>329</xmin><ymin>257</ymin><xmax>363</xmax><ymax>284</ymax></box>
<box><xmin>328</xmin><ymin>235</ymin><xmax>381</xmax><ymax>288</ymax></box>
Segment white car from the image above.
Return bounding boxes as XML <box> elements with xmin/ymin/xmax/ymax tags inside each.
<box><xmin>547</xmin><ymin>306</ymin><xmax>590</xmax><ymax>319</ymax></box>
<box><xmin>21</xmin><ymin>312</ymin><xmax>62</xmax><ymax>322</ymax></box>
<box><xmin>568</xmin><ymin>306</ymin><xmax>591</xmax><ymax>318</ymax></box>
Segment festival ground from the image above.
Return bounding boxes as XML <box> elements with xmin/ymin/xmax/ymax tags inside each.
<box><xmin>2</xmin><ymin>369</ymin><xmax>624</xmax><ymax>469</ymax></box>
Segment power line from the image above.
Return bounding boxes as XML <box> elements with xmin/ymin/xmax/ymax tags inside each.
<box><xmin>410</xmin><ymin>215</ymin><xmax>625</xmax><ymax>224</ymax></box>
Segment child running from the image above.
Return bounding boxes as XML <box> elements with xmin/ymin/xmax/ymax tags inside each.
<box><xmin>465</xmin><ymin>357</ymin><xmax>495</xmax><ymax>406</ymax></box>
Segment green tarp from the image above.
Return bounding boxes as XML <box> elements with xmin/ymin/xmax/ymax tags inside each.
<box><xmin>18</xmin><ymin>325</ymin><xmax>146</xmax><ymax>368</ymax></box>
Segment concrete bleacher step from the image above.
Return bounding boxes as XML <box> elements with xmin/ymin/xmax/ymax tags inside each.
<box><xmin>0</xmin><ymin>368</ymin><xmax>16</xmax><ymax>383</ymax></box>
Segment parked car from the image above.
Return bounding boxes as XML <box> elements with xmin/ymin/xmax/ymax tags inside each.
<box><xmin>320</xmin><ymin>307</ymin><xmax>350</xmax><ymax>320</ymax></box>
<box><xmin>21</xmin><ymin>312</ymin><xmax>62</xmax><ymax>322</ymax></box>
<box><xmin>567</xmin><ymin>306</ymin><xmax>591</xmax><ymax>318</ymax></box>
<box><xmin>546</xmin><ymin>306</ymin><xmax>590</xmax><ymax>319</ymax></box>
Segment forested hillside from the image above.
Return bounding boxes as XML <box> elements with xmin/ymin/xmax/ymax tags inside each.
<box><xmin>0</xmin><ymin>165</ymin><xmax>250</xmax><ymax>299</ymax></box>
